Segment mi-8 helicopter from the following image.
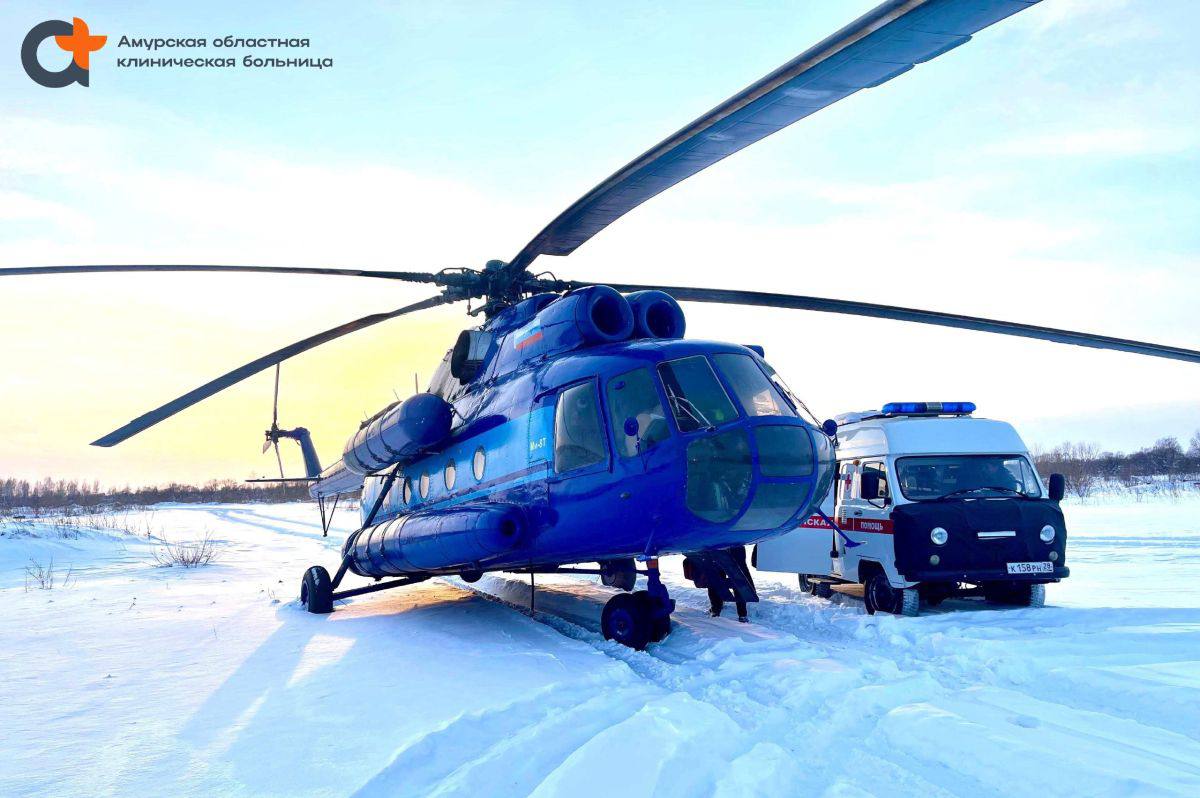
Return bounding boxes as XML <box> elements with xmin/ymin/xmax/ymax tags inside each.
<box><xmin>6</xmin><ymin>0</ymin><xmax>1199</xmax><ymax>649</ymax></box>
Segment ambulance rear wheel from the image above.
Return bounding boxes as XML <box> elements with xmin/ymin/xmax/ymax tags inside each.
<box><xmin>602</xmin><ymin>593</ymin><xmax>653</xmax><ymax>650</ymax></box>
<box><xmin>300</xmin><ymin>565</ymin><xmax>333</xmax><ymax>614</ymax></box>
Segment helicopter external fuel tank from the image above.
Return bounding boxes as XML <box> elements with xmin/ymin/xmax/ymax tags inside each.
<box><xmin>344</xmin><ymin>503</ymin><xmax>527</xmax><ymax>577</ymax></box>
<box><xmin>341</xmin><ymin>392</ymin><xmax>453</xmax><ymax>475</ymax></box>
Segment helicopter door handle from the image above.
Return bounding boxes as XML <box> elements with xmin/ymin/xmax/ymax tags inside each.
<box><xmin>853</xmin><ymin>510</ymin><xmax>862</xmax><ymax>516</ymax></box>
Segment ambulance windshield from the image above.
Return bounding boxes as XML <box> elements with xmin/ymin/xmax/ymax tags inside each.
<box><xmin>895</xmin><ymin>455</ymin><xmax>1042</xmax><ymax>500</ymax></box>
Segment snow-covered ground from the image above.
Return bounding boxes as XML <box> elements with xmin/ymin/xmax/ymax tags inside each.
<box><xmin>2</xmin><ymin>495</ymin><xmax>1199</xmax><ymax>798</ymax></box>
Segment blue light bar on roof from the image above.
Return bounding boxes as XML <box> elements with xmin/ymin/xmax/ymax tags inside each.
<box><xmin>882</xmin><ymin>401</ymin><xmax>975</xmax><ymax>416</ymax></box>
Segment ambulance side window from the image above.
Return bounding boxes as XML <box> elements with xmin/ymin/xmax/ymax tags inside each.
<box><xmin>836</xmin><ymin>463</ymin><xmax>854</xmax><ymax>504</ymax></box>
<box><xmin>861</xmin><ymin>460</ymin><xmax>890</xmax><ymax>507</ymax></box>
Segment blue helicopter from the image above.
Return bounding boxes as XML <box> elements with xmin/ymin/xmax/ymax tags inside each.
<box><xmin>6</xmin><ymin>0</ymin><xmax>1200</xmax><ymax>648</ymax></box>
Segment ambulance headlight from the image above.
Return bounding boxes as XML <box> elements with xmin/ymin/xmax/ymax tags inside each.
<box><xmin>930</xmin><ymin>527</ymin><xmax>949</xmax><ymax>546</ymax></box>
<box><xmin>1040</xmin><ymin>524</ymin><xmax>1056</xmax><ymax>543</ymax></box>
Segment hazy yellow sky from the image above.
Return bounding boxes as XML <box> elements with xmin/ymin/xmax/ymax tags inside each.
<box><xmin>2</xmin><ymin>0</ymin><xmax>1198</xmax><ymax>486</ymax></box>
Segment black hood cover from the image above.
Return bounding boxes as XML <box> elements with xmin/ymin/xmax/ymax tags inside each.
<box><xmin>890</xmin><ymin>498</ymin><xmax>1067</xmax><ymax>579</ymax></box>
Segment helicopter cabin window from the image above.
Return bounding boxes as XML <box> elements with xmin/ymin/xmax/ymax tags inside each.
<box><xmin>444</xmin><ymin>460</ymin><xmax>456</xmax><ymax>490</ymax></box>
<box><xmin>656</xmin><ymin>356</ymin><xmax>737</xmax><ymax>433</ymax></box>
<box><xmin>712</xmin><ymin>354</ymin><xmax>795</xmax><ymax>418</ymax></box>
<box><xmin>554</xmin><ymin>382</ymin><xmax>607</xmax><ymax>473</ymax></box>
<box><xmin>402</xmin><ymin>477</ymin><xmax>412</xmax><ymax>504</ymax></box>
<box><xmin>606</xmin><ymin>368</ymin><xmax>670</xmax><ymax>458</ymax></box>
<box><xmin>419</xmin><ymin>472</ymin><xmax>430</xmax><ymax>499</ymax></box>
<box><xmin>473</xmin><ymin>446</ymin><xmax>486</xmax><ymax>481</ymax></box>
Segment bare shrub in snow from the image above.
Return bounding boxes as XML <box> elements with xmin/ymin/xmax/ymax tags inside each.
<box><xmin>24</xmin><ymin>558</ymin><xmax>72</xmax><ymax>590</ymax></box>
<box><xmin>153</xmin><ymin>534</ymin><xmax>221</xmax><ymax>568</ymax></box>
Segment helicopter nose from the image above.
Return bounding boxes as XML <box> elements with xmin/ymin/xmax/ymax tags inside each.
<box><xmin>683</xmin><ymin>422</ymin><xmax>833</xmax><ymax>533</ymax></box>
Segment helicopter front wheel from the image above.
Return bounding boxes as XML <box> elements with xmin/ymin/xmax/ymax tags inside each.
<box><xmin>300</xmin><ymin>565</ymin><xmax>334</xmax><ymax>614</ymax></box>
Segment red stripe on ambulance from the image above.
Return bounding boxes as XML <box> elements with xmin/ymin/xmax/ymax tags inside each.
<box><xmin>798</xmin><ymin>514</ymin><xmax>893</xmax><ymax>534</ymax></box>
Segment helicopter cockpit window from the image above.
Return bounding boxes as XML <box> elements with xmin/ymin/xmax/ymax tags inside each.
<box><xmin>712</xmin><ymin>354</ymin><xmax>795</xmax><ymax>418</ymax></box>
<box><xmin>554</xmin><ymin>382</ymin><xmax>607</xmax><ymax>473</ymax></box>
<box><xmin>657</xmin><ymin>356</ymin><xmax>737</xmax><ymax>433</ymax></box>
<box><xmin>606</xmin><ymin>368</ymin><xmax>670</xmax><ymax>457</ymax></box>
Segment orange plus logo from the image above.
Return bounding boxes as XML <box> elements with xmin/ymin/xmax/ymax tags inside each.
<box><xmin>22</xmin><ymin>17</ymin><xmax>107</xmax><ymax>87</ymax></box>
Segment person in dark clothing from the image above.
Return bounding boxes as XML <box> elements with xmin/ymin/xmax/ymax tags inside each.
<box><xmin>707</xmin><ymin>545</ymin><xmax>754</xmax><ymax>623</ymax></box>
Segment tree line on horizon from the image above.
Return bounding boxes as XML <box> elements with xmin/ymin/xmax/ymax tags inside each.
<box><xmin>3</xmin><ymin>431</ymin><xmax>1198</xmax><ymax>511</ymax></box>
<box><xmin>1032</xmin><ymin>431</ymin><xmax>1200</xmax><ymax>498</ymax></box>
<box><xmin>0</xmin><ymin>477</ymin><xmax>316</xmax><ymax>513</ymax></box>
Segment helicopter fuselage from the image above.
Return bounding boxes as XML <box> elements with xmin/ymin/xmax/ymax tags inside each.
<box><xmin>347</xmin><ymin>328</ymin><xmax>834</xmax><ymax>580</ymax></box>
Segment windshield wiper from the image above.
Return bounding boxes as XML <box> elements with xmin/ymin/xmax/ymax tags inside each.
<box><xmin>663</xmin><ymin>383</ymin><xmax>713</xmax><ymax>430</ymax></box>
<box><xmin>936</xmin><ymin>486</ymin><xmax>1024</xmax><ymax>500</ymax></box>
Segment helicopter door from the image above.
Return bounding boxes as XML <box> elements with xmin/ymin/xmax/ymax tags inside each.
<box><xmin>549</xmin><ymin>381</ymin><xmax>609</xmax><ymax>480</ymax></box>
<box><xmin>604</xmin><ymin>367</ymin><xmax>673</xmax><ymax>474</ymax></box>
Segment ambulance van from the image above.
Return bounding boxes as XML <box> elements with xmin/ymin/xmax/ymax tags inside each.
<box><xmin>754</xmin><ymin>402</ymin><xmax>1068</xmax><ymax>615</ymax></box>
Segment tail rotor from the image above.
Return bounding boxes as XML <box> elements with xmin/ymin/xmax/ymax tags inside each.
<box><xmin>263</xmin><ymin>365</ymin><xmax>285</xmax><ymax>478</ymax></box>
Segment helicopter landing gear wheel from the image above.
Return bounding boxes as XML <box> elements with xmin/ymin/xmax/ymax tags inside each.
<box><xmin>600</xmin><ymin>559</ymin><xmax>637</xmax><ymax>592</ymax></box>
<box><xmin>300</xmin><ymin>565</ymin><xmax>333</xmax><ymax>614</ymax></box>
<box><xmin>634</xmin><ymin>590</ymin><xmax>671</xmax><ymax>642</ymax></box>
<box><xmin>798</xmin><ymin>574</ymin><xmax>812</xmax><ymax>592</ymax></box>
<box><xmin>601</xmin><ymin>593</ymin><xmax>652</xmax><ymax>650</ymax></box>
<box><xmin>602</xmin><ymin>558</ymin><xmax>674</xmax><ymax>649</ymax></box>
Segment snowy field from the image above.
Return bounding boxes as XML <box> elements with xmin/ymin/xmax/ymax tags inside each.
<box><xmin>2</xmin><ymin>495</ymin><xmax>1199</xmax><ymax>798</ymax></box>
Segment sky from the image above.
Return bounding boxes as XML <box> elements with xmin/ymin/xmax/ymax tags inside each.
<box><xmin>1</xmin><ymin>0</ymin><xmax>1198</xmax><ymax>486</ymax></box>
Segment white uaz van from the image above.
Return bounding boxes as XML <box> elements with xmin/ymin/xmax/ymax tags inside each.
<box><xmin>754</xmin><ymin>402</ymin><xmax>1068</xmax><ymax>615</ymax></box>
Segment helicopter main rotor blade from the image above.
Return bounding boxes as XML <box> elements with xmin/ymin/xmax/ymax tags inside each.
<box><xmin>91</xmin><ymin>294</ymin><xmax>453</xmax><ymax>447</ymax></box>
<box><xmin>0</xmin><ymin>264</ymin><xmax>442</xmax><ymax>283</ymax></box>
<box><xmin>599</xmin><ymin>283</ymin><xmax>1200</xmax><ymax>365</ymax></box>
<box><xmin>506</xmin><ymin>0</ymin><xmax>1040</xmax><ymax>275</ymax></box>
<box><xmin>274</xmin><ymin>440</ymin><xmax>285</xmax><ymax>480</ymax></box>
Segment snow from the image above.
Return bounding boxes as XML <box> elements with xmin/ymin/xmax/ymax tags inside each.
<box><xmin>2</xmin><ymin>495</ymin><xmax>1199</xmax><ymax>797</ymax></box>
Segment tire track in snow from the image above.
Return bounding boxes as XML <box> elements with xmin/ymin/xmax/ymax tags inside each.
<box><xmin>451</xmin><ymin>572</ymin><xmax>1200</xmax><ymax>797</ymax></box>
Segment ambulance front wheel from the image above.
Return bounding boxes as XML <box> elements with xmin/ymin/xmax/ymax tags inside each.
<box><xmin>864</xmin><ymin>572</ymin><xmax>919</xmax><ymax>617</ymax></box>
<box><xmin>984</xmin><ymin>582</ymin><xmax>1046</xmax><ymax>608</ymax></box>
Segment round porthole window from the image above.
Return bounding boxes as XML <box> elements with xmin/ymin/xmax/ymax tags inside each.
<box><xmin>419</xmin><ymin>472</ymin><xmax>430</xmax><ymax>499</ymax></box>
<box><xmin>473</xmin><ymin>447</ymin><xmax>486</xmax><ymax>481</ymax></box>
<box><xmin>444</xmin><ymin>460</ymin><xmax>457</xmax><ymax>490</ymax></box>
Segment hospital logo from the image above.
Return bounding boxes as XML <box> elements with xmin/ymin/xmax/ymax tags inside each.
<box><xmin>22</xmin><ymin>17</ymin><xmax>106</xmax><ymax>87</ymax></box>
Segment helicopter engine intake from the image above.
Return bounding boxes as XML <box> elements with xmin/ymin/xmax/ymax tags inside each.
<box><xmin>540</xmin><ymin>284</ymin><xmax>634</xmax><ymax>345</ymax></box>
<box><xmin>626</xmin><ymin>290</ymin><xmax>686</xmax><ymax>339</ymax></box>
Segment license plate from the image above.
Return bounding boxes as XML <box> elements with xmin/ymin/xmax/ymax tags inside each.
<box><xmin>1006</xmin><ymin>561</ymin><xmax>1053</xmax><ymax>575</ymax></box>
